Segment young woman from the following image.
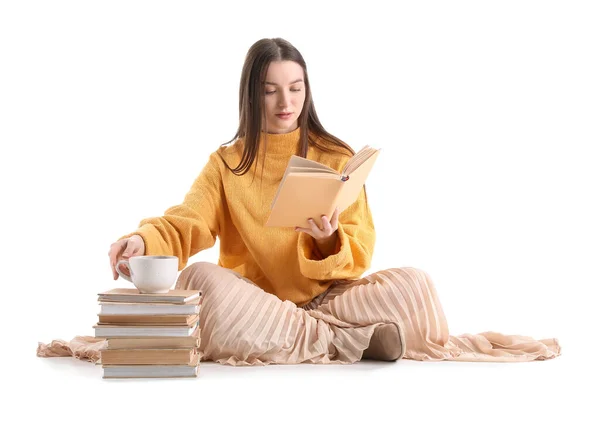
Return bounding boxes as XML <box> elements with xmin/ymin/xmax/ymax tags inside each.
<box><xmin>39</xmin><ymin>38</ymin><xmax>561</xmax><ymax>365</ymax></box>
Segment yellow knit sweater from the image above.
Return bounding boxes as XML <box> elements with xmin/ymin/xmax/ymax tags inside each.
<box><xmin>118</xmin><ymin>127</ymin><xmax>376</xmax><ymax>307</ymax></box>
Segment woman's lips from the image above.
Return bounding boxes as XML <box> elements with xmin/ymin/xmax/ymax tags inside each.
<box><xmin>276</xmin><ymin>113</ymin><xmax>292</xmax><ymax>119</ymax></box>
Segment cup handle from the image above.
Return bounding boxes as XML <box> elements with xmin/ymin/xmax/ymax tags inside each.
<box><xmin>115</xmin><ymin>259</ymin><xmax>133</xmax><ymax>283</ymax></box>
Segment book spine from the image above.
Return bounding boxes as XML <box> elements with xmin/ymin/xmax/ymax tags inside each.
<box><xmin>331</xmin><ymin>179</ymin><xmax>347</xmax><ymax>215</ymax></box>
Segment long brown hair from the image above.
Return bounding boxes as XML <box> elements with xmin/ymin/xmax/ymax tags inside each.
<box><xmin>217</xmin><ymin>38</ymin><xmax>356</xmax><ymax>182</ymax></box>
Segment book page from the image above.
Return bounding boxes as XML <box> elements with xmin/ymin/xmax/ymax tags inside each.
<box><xmin>289</xmin><ymin>166</ymin><xmax>338</xmax><ymax>174</ymax></box>
<box><xmin>343</xmin><ymin>146</ymin><xmax>380</xmax><ymax>175</ymax></box>
<box><xmin>289</xmin><ymin>155</ymin><xmax>339</xmax><ymax>174</ymax></box>
<box><xmin>341</xmin><ymin>145</ymin><xmax>368</xmax><ymax>175</ymax></box>
<box><xmin>336</xmin><ymin>150</ymin><xmax>381</xmax><ymax>212</ymax></box>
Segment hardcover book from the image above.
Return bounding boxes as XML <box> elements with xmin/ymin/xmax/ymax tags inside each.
<box><xmin>104</xmin><ymin>326</ymin><xmax>201</xmax><ymax>349</ymax></box>
<box><xmin>97</xmin><ymin>288</ymin><xmax>200</xmax><ymax>304</ymax></box>
<box><xmin>266</xmin><ymin>145</ymin><xmax>381</xmax><ymax>228</ymax></box>
<box><xmin>93</xmin><ymin>320</ymin><xmax>199</xmax><ymax>338</ymax></box>
<box><xmin>102</xmin><ymin>353</ymin><xmax>201</xmax><ymax>379</ymax></box>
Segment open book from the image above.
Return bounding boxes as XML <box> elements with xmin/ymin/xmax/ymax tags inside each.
<box><xmin>266</xmin><ymin>145</ymin><xmax>381</xmax><ymax>228</ymax></box>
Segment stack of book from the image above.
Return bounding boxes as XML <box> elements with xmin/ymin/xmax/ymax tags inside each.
<box><xmin>94</xmin><ymin>288</ymin><xmax>202</xmax><ymax>379</ymax></box>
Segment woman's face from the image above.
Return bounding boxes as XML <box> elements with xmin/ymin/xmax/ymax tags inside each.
<box><xmin>262</xmin><ymin>60</ymin><xmax>306</xmax><ymax>134</ymax></box>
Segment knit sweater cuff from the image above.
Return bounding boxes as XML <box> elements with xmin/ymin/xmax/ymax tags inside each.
<box><xmin>117</xmin><ymin>224</ymin><xmax>164</xmax><ymax>257</ymax></box>
<box><xmin>297</xmin><ymin>224</ymin><xmax>351</xmax><ymax>280</ymax></box>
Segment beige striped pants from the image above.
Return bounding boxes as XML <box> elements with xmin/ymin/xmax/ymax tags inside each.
<box><xmin>174</xmin><ymin>262</ymin><xmax>561</xmax><ymax>366</ymax></box>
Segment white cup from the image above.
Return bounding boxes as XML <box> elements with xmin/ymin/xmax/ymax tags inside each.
<box><xmin>115</xmin><ymin>255</ymin><xmax>179</xmax><ymax>293</ymax></box>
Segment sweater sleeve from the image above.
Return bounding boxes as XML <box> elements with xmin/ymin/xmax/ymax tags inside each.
<box><xmin>297</xmin><ymin>185</ymin><xmax>375</xmax><ymax>281</ymax></box>
<box><xmin>117</xmin><ymin>152</ymin><xmax>223</xmax><ymax>271</ymax></box>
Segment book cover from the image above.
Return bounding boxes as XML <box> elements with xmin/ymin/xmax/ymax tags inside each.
<box><xmin>265</xmin><ymin>145</ymin><xmax>381</xmax><ymax>228</ymax></box>
<box><xmin>93</xmin><ymin>320</ymin><xmax>199</xmax><ymax>338</ymax></box>
<box><xmin>104</xmin><ymin>326</ymin><xmax>201</xmax><ymax>349</ymax></box>
<box><xmin>98</xmin><ymin>300</ymin><xmax>200</xmax><ymax>316</ymax></box>
<box><xmin>102</xmin><ymin>353</ymin><xmax>201</xmax><ymax>379</ymax></box>
<box><xmin>100</xmin><ymin>348</ymin><xmax>197</xmax><ymax>365</ymax></box>
<box><xmin>98</xmin><ymin>288</ymin><xmax>200</xmax><ymax>304</ymax></box>
<box><xmin>98</xmin><ymin>314</ymin><xmax>198</xmax><ymax>326</ymax></box>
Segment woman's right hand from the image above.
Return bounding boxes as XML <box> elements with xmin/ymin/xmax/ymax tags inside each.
<box><xmin>108</xmin><ymin>235</ymin><xmax>146</xmax><ymax>280</ymax></box>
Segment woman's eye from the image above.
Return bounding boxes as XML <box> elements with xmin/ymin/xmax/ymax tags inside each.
<box><xmin>265</xmin><ymin>89</ymin><xmax>302</xmax><ymax>95</ymax></box>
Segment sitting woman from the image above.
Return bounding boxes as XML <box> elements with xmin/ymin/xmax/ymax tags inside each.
<box><xmin>39</xmin><ymin>37</ymin><xmax>561</xmax><ymax>366</ymax></box>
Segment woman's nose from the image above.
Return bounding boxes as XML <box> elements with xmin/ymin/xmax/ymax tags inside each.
<box><xmin>278</xmin><ymin>92</ymin><xmax>291</xmax><ymax>107</ymax></box>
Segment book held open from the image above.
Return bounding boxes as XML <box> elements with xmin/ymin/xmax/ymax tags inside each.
<box><xmin>266</xmin><ymin>145</ymin><xmax>381</xmax><ymax>228</ymax></box>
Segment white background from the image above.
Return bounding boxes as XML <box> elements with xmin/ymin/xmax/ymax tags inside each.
<box><xmin>1</xmin><ymin>1</ymin><xmax>598</xmax><ymax>431</ymax></box>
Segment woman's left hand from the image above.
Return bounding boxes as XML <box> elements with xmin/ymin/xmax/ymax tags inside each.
<box><xmin>295</xmin><ymin>207</ymin><xmax>340</xmax><ymax>243</ymax></box>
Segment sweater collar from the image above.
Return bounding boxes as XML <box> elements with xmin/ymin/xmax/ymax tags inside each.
<box><xmin>258</xmin><ymin>127</ymin><xmax>302</xmax><ymax>156</ymax></box>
